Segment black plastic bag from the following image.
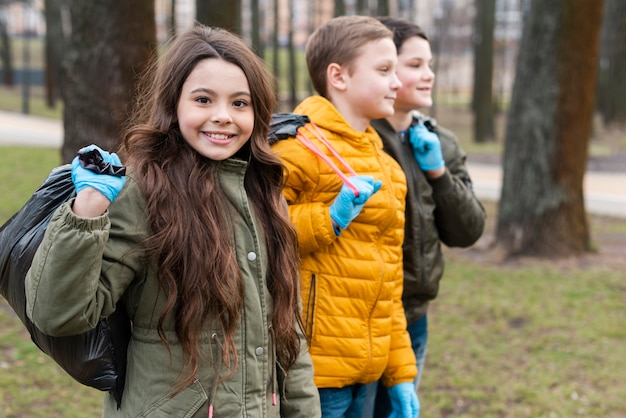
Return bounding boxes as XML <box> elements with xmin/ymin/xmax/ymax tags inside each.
<box><xmin>0</xmin><ymin>155</ymin><xmax>130</xmax><ymax>408</ymax></box>
<box><xmin>268</xmin><ymin>113</ymin><xmax>310</xmax><ymax>144</ymax></box>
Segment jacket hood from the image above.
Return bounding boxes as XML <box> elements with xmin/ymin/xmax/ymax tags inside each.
<box><xmin>294</xmin><ymin>96</ymin><xmax>380</xmax><ymax>144</ymax></box>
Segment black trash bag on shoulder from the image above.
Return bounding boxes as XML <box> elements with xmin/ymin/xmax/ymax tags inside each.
<box><xmin>0</xmin><ymin>153</ymin><xmax>130</xmax><ymax>408</ymax></box>
<box><xmin>268</xmin><ymin>113</ymin><xmax>310</xmax><ymax>144</ymax></box>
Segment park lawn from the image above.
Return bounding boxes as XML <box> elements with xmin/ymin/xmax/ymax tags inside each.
<box><xmin>1</xmin><ymin>146</ymin><xmax>625</xmax><ymax>417</ymax></box>
<box><xmin>0</xmin><ymin>146</ymin><xmax>103</xmax><ymax>417</ymax></box>
<box><xmin>423</xmin><ymin>253</ymin><xmax>626</xmax><ymax>417</ymax></box>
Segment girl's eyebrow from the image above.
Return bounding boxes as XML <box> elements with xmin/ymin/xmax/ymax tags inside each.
<box><xmin>189</xmin><ymin>87</ymin><xmax>251</xmax><ymax>98</ymax></box>
<box><xmin>190</xmin><ymin>87</ymin><xmax>213</xmax><ymax>94</ymax></box>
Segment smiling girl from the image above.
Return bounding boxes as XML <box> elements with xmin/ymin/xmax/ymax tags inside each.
<box><xmin>25</xmin><ymin>25</ymin><xmax>320</xmax><ymax>418</ymax></box>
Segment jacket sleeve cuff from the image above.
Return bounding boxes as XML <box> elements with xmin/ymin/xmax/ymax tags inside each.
<box><xmin>428</xmin><ymin>169</ymin><xmax>454</xmax><ymax>194</ymax></box>
<box><xmin>65</xmin><ymin>199</ymin><xmax>109</xmax><ymax>230</ymax></box>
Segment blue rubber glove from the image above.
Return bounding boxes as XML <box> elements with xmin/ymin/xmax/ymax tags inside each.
<box><xmin>388</xmin><ymin>382</ymin><xmax>420</xmax><ymax>418</ymax></box>
<box><xmin>71</xmin><ymin>144</ymin><xmax>126</xmax><ymax>203</ymax></box>
<box><xmin>329</xmin><ymin>175</ymin><xmax>383</xmax><ymax>230</ymax></box>
<box><xmin>408</xmin><ymin>123</ymin><xmax>445</xmax><ymax>171</ymax></box>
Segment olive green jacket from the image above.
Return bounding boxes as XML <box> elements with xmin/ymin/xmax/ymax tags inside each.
<box><xmin>25</xmin><ymin>159</ymin><xmax>320</xmax><ymax>417</ymax></box>
<box><xmin>372</xmin><ymin>116</ymin><xmax>486</xmax><ymax>324</ymax></box>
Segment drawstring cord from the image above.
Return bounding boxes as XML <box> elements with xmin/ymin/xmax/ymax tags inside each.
<box><xmin>208</xmin><ymin>333</ymin><xmax>223</xmax><ymax>418</ymax></box>
<box><xmin>269</xmin><ymin>325</ymin><xmax>277</xmax><ymax>406</ymax></box>
<box><xmin>295</xmin><ymin>123</ymin><xmax>360</xmax><ymax>197</ymax></box>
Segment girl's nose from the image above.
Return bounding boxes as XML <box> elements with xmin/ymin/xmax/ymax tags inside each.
<box><xmin>212</xmin><ymin>104</ymin><xmax>232</xmax><ymax>125</ymax></box>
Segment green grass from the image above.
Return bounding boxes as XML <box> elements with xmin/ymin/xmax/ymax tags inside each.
<box><xmin>263</xmin><ymin>46</ymin><xmax>313</xmax><ymax>103</ymax></box>
<box><xmin>424</xmin><ymin>256</ymin><xmax>626</xmax><ymax>417</ymax></box>
<box><xmin>1</xmin><ymin>37</ymin><xmax>63</xmax><ymax>119</ymax></box>
<box><xmin>0</xmin><ymin>84</ymin><xmax>63</xmax><ymax>120</ymax></box>
<box><xmin>1</xmin><ymin>148</ymin><xmax>626</xmax><ymax>417</ymax></box>
<box><xmin>0</xmin><ymin>146</ymin><xmax>62</xmax><ymax>222</ymax></box>
<box><xmin>9</xmin><ymin>37</ymin><xmax>45</xmax><ymax>69</ymax></box>
<box><xmin>0</xmin><ymin>147</ymin><xmax>103</xmax><ymax>417</ymax></box>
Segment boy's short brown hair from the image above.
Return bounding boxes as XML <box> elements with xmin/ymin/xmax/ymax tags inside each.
<box><xmin>375</xmin><ymin>16</ymin><xmax>429</xmax><ymax>52</ymax></box>
<box><xmin>305</xmin><ymin>15</ymin><xmax>393</xmax><ymax>98</ymax></box>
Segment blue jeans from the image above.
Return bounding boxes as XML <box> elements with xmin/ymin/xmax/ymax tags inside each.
<box><xmin>363</xmin><ymin>314</ymin><xmax>428</xmax><ymax>418</ymax></box>
<box><xmin>319</xmin><ymin>382</ymin><xmax>378</xmax><ymax>418</ymax></box>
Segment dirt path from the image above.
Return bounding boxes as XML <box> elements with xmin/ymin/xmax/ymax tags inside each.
<box><xmin>446</xmin><ymin>207</ymin><xmax>626</xmax><ymax>271</ymax></box>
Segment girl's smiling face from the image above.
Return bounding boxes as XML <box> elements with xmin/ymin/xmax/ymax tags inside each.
<box><xmin>177</xmin><ymin>58</ymin><xmax>254</xmax><ymax>161</ymax></box>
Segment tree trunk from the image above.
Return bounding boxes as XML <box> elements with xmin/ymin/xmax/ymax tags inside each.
<box><xmin>44</xmin><ymin>0</ymin><xmax>65</xmax><ymax>107</ymax></box>
<box><xmin>306</xmin><ymin>1</ymin><xmax>314</xmax><ymax>96</ymax></box>
<box><xmin>472</xmin><ymin>0</ymin><xmax>496</xmax><ymax>143</ymax></box>
<box><xmin>287</xmin><ymin>0</ymin><xmax>297</xmax><ymax>109</ymax></box>
<box><xmin>170</xmin><ymin>0</ymin><xmax>176</xmax><ymax>36</ymax></box>
<box><xmin>408</xmin><ymin>0</ymin><xmax>416</xmax><ymax>20</ymax></box>
<box><xmin>377</xmin><ymin>0</ymin><xmax>390</xmax><ymax>16</ymax></box>
<box><xmin>334</xmin><ymin>0</ymin><xmax>345</xmax><ymax>17</ymax></box>
<box><xmin>0</xmin><ymin>17</ymin><xmax>13</xmax><ymax>86</ymax></box>
<box><xmin>61</xmin><ymin>0</ymin><xmax>156</xmax><ymax>163</ymax></box>
<box><xmin>250</xmin><ymin>0</ymin><xmax>263</xmax><ymax>57</ymax></box>
<box><xmin>196</xmin><ymin>0</ymin><xmax>241</xmax><ymax>35</ymax></box>
<box><xmin>355</xmin><ymin>0</ymin><xmax>368</xmax><ymax>15</ymax></box>
<box><xmin>272</xmin><ymin>0</ymin><xmax>279</xmax><ymax>78</ymax></box>
<box><xmin>430</xmin><ymin>1</ymin><xmax>454</xmax><ymax>119</ymax></box>
<box><xmin>596</xmin><ymin>0</ymin><xmax>626</xmax><ymax>126</ymax></box>
<box><xmin>495</xmin><ymin>0</ymin><xmax>604</xmax><ymax>257</ymax></box>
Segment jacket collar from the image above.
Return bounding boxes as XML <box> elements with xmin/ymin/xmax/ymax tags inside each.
<box><xmin>294</xmin><ymin>96</ymin><xmax>380</xmax><ymax>144</ymax></box>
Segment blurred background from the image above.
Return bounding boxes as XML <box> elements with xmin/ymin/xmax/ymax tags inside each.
<box><xmin>1</xmin><ymin>0</ymin><xmax>522</xmax><ymax>119</ymax></box>
<box><xmin>1</xmin><ymin>1</ymin><xmax>626</xmax><ymax>417</ymax></box>
<box><xmin>2</xmin><ymin>0</ymin><xmax>624</xmax><ymax>257</ymax></box>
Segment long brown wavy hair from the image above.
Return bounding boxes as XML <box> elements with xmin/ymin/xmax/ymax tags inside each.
<box><xmin>118</xmin><ymin>25</ymin><xmax>302</xmax><ymax>390</ymax></box>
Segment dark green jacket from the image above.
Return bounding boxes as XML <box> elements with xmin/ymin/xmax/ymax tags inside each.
<box><xmin>25</xmin><ymin>159</ymin><xmax>320</xmax><ymax>417</ymax></box>
<box><xmin>372</xmin><ymin>115</ymin><xmax>486</xmax><ymax>324</ymax></box>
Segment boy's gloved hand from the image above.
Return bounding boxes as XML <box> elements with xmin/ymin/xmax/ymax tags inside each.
<box><xmin>71</xmin><ymin>144</ymin><xmax>126</xmax><ymax>203</ymax></box>
<box><xmin>329</xmin><ymin>175</ymin><xmax>382</xmax><ymax>230</ymax></box>
<box><xmin>388</xmin><ymin>382</ymin><xmax>420</xmax><ymax>418</ymax></box>
<box><xmin>408</xmin><ymin>123</ymin><xmax>445</xmax><ymax>171</ymax></box>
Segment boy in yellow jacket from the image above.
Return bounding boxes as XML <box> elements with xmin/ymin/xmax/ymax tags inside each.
<box><xmin>271</xmin><ymin>15</ymin><xmax>420</xmax><ymax>418</ymax></box>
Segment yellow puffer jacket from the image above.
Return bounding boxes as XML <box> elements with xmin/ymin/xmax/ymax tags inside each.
<box><xmin>271</xmin><ymin>96</ymin><xmax>417</xmax><ymax>389</ymax></box>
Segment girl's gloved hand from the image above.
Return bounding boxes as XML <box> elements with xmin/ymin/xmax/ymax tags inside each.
<box><xmin>71</xmin><ymin>144</ymin><xmax>126</xmax><ymax>203</ymax></box>
<box><xmin>329</xmin><ymin>175</ymin><xmax>382</xmax><ymax>230</ymax></box>
<box><xmin>388</xmin><ymin>382</ymin><xmax>420</xmax><ymax>418</ymax></box>
<box><xmin>408</xmin><ymin>123</ymin><xmax>445</xmax><ymax>171</ymax></box>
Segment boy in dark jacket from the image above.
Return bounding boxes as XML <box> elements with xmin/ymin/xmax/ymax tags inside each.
<box><xmin>367</xmin><ymin>16</ymin><xmax>486</xmax><ymax>417</ymax></box>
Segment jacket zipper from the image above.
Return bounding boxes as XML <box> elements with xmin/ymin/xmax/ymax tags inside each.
<box><xmin>305</xmin><ymin>274</ymin><xmax>316</xmax><ymax>346</ymax></box>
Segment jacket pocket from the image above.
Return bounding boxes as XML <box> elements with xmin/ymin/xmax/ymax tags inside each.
<box><xmin>304</xmin><ymin>273</ymin><xmax>317</xmax><ymax>345</ymax></box>
<box><xmin>137</xmin><ymin>378</ymin><xmax>208</xmax><ymax>418</ymax></box>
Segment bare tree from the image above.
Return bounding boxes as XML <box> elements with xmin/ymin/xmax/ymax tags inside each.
<box><xmin>44</xmin><ymin>0</ymin><xmax>65</xmax><ymax>107</ymax></box>
<box><xmin>334</xmin><ymin>0</ymin><xmax>346</xmax><ymax>16</ymax></box>
<box><xmin>271</xmin><ymin>0</ymin><xmax>279</xmax><ymax>79</ymax></box>
<box><xmin>196</xmin><ymin>0</ymin><xmax>241</xmax><ymax>34</ymax></box>
<box><xmin>596</xmin><ymin>0</ymin><xmax>626</xmax><ymax>126</ymax></box>
<box><xmin>170</xmin><ymin>0</ymin><xmax>176</xmax><ymax>36</ymax></box>
<box><xmin>429</xmin><ymin>0</ymin><xmax>454</xmax><ymax>119</ymax></box>
<box><xmin>61</xmin><ymin>0</ymin><xmax>156</xmax><ymax>163</ymax></box>
<box><xmin>495</xmin><ymin>0</ymin><xmax>605</xmax><ymax>256</ymax></box>
<box><xmin>355</xmin><ymin>0</ymin><xmax>368</xmax><ymax>15</ymax></box>
<box><xmin>472</xmin><ymin>0</ymin><xmax>496</xmax><ymax>143</ymax></box>
<box><xmin>0</xmin><ymin>10</ymin><xmax>12</xmax><ymax>86</ymax></box>
<box><xmin>377</xmin><ymin>0</ymin><xmax>390</xmax><ymax>16</ymax></box>
<box><xmin>250</xmin><ymin>0</ymin><xmax>263</xmax><ymax>57</ymax></box>
<box><xmin>287</xmin><ymin>0</ymin><xmax>297</xmax><ymax>109</ymax></box>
